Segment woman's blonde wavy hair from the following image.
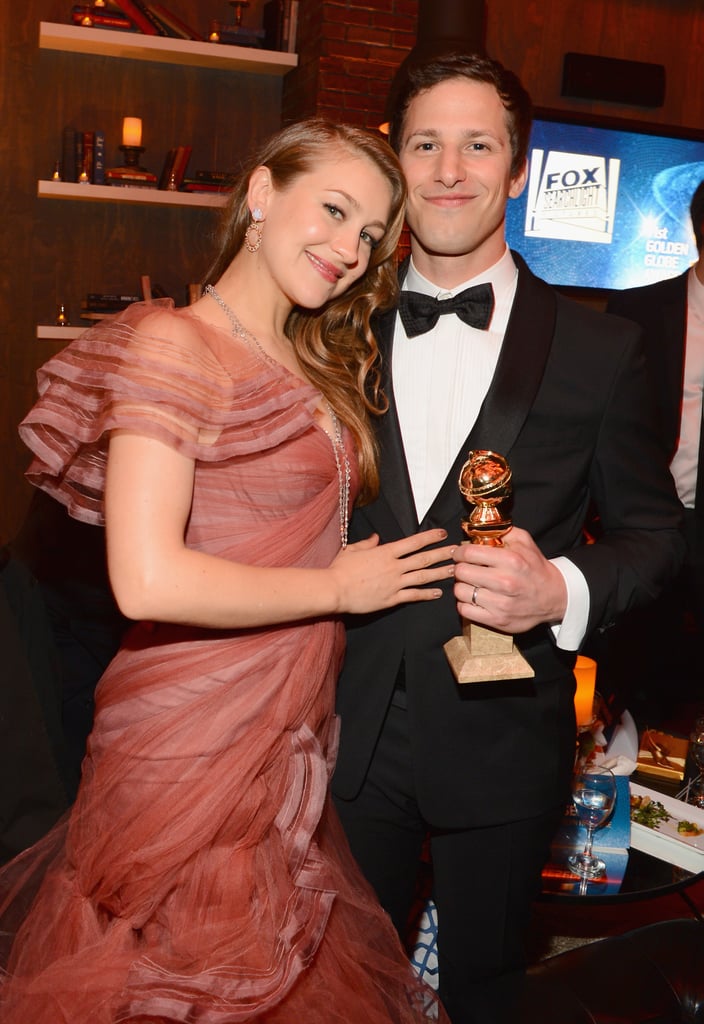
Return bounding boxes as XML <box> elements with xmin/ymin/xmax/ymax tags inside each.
<box><xmin>204</xmin><ymin>119</ymin><xmax>407</xmax><ymax>504</ymax></box>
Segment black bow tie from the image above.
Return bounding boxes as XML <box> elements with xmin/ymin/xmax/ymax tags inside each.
<box><xmin>398</xmin><ymin>283</ymin><xmax>495</xmax><ymax>338</ymax></box>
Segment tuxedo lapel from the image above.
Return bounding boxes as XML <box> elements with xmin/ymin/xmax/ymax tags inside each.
<box><xmin>472</xmin><ymin>255</ymin><xmax>557</xmax><ymax>452</ymax></box>
<box><xmin>422</xmin><ymin>255</ymin><xmax>557</xmax><ymax>529</ymax></box>
<box><xmin>376</xmin><ymin>306</ymin><xmax>420</xmax><ymax>536</ymax></box>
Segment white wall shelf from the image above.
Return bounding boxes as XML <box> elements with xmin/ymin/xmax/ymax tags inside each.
<box><xmin>37</xmin><ymin>179</ymin><xmax>229</xmax><ymax>207</ymax></box>
<box><xmin>37</xmin><ymin>326</ymin><xmax>89</xmax><ymax>340</ymax></box>
<box><xmin>39</xmin><ymin>22</ymin><xmax>297</xmax><ymax>75</ymax></box>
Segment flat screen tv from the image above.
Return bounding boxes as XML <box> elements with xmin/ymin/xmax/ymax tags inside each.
<box><xmin>505</xmin><ymin>110</ymin><xmax>704</xmax><ymax>291</ymax></box>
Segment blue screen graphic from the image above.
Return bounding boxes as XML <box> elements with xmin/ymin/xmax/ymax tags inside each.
<box><xmin>505</xmin><ymin>117</ymin><xmax>704</xmax><ymax>290</ymax></box>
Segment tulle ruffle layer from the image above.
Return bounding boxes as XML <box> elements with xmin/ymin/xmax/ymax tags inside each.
<box><xmin>0</xmin><ymin>801</ymin><xmax>444</xmax><ymax>1022</ymax></box>
<box><xmin>19</xmin><ymin>301</ymin><xmax>321</xmax><ymax>526</ymax></box>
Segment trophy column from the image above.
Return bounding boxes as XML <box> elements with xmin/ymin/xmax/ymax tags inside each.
<box><xmin>443</xmin><ymin>450</ymin><xmax>535</xmax><ymax>683</ymax></box>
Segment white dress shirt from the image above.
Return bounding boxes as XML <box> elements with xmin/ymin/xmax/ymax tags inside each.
<box><xmin>392</xmin><ymin>246</ymin><xmax>589</xmax><ymax>650</ymax></box>
<box><xmin>670</xmin><ymin>266</ymin><xmax>704</xmax><ymax>508</ymax></box>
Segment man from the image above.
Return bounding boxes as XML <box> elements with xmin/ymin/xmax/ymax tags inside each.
<box><xmin>332</xmin><ymin>53</ymin><xmax>684</xmax><ymax>1024</ymax></box>
<box><xmin>605</xmin><ymin>182</ymin><xmax>704</xmax><ymax>717</ymax></box>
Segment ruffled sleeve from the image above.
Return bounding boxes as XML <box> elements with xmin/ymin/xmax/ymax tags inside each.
<box><xmin>19</xmin><ymin>301</ymin><xmax>317</xmax><ymax>526</ymax></box>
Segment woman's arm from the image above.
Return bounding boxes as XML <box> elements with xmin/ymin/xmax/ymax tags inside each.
<box><xmin>105</xmin><ymin>431</ymin><xmax>454</xmax><ymax>628</ymax></box>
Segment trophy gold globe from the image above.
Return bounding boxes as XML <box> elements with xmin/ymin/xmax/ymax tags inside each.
<box><xmin>443</xmin><ymin>450</ymin><xmax>535</xmax><ymax>683</ymax></box>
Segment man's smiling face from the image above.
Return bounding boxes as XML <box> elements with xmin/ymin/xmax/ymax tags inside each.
<box><xmin>399</xmin><ymin>77</ymin><xmax>527</xmax><ymax>282</ymax></box>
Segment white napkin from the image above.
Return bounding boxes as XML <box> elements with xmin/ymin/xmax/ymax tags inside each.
<box><xmin>594</xmin><ymin>751</ymin><xmax>638</xmax><ymax>776</ymax></box>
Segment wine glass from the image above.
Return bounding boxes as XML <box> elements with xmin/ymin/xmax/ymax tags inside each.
<box><xmin>567</xmin><ymin>766</ymin><xmax>617</xmax><ymax>880</ymax></box>
<box><xmin>688</xmin><ymin>717</ymin><xmax>704</xmax><ymax>808</ymax></box>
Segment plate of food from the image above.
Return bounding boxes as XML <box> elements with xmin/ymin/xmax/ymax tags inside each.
<box><xmin>629</xmin><ymin>782</ymin><xmax>704</xmax><ymax>872</ymax></box>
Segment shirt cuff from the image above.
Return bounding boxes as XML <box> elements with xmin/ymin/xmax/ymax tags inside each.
<box><xmin>549</xmin><ymin>556</ymin><xmax>590</xmax><ymax>651</ymax></box>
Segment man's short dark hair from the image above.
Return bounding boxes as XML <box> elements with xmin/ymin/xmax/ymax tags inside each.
<box><xmin>387</xmin><ymin>52</ymin><xmax>533</xmax><ymax>180</ymax></box>
<box><xmin>690</xmin><ymin>180</ymin><xmax>704</xmax><ymax>252</ymax></box>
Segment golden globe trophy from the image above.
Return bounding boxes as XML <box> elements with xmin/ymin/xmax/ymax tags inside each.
<box><xmin>443</xmin><ymin>450</ymin><xmax>535</xmax><ymax>683</ymax></box>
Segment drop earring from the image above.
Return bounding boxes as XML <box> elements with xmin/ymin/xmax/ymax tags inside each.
<box><xmin>245</xmin><ymin>208</ymin><xmax>264</xmax><ymax>253</ymax></box>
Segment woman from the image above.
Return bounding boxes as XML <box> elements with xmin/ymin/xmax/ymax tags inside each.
<box><xmin>0</xmin><ymin>121</ymin><xmax>452</xmax><ymax>1021</ymax></box>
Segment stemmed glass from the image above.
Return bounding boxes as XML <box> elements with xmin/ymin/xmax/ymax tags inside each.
<box><xmin>567</xmin><ymin>766</ymin><xmax>617</xmax><ymax>880</ymax></box>
<box><xmin>688</xmin><ymin>717</ymin><xmax>704</xmax><ymax>808</ymax></box>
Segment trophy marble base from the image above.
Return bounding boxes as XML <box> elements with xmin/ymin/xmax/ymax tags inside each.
<box><xmin>444</xmin><ymin>622</ymin><xmax>535</xmax><ymax>684</ymax></box>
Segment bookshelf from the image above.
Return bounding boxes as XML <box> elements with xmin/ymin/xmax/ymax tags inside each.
<box><xmin>39</xmin><ymin>22</ymin><xmax>297</xmax><ymax>75</ymax></box>
<box><xmin>35</xmin><ymin>16</ymin><xmax>295</xmax><ymax>340</ymax></box>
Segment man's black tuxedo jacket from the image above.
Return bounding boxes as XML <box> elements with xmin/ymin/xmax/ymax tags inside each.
<box><xmin>606</xmin><ymin>271</ymin><xmax>688</xmax><ymax>470</ymax></box>
<box><xmin>332</xmin><ymin>254</ymin><xmax>684</xmax><ymax>829</ymax></box>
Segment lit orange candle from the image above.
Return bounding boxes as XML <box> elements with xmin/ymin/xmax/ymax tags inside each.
<box><xmin>122</xmin><ymin>117</ymin><xmax>142</xmax><ymax>148</ymax></box>
<box><xmin>573</xmin><ymin>655</ymin><xmax>596</xmax><ymax>727</ymax></box>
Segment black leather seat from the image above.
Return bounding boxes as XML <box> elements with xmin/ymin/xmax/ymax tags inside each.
<box><xmin>520</xmin><ymin>918</ymin><xmax>704</xmax><ymax>1023</ymax></box>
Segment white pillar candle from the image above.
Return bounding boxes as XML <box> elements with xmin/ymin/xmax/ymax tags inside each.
<box><xmin>122</xmin><ymin>117</ymin><xmax>142</xmax><ymax>147</ymax></box>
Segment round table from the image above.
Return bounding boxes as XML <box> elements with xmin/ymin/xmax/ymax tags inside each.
<box><xmin>541</xmin><ymin>711</ymin><xmax>704</xmax><ymax>905</ymax></box>
<box><xmin>540</xmin><ymin>842</ymin><xmax>704</xmax><ymax>906</ymax></box>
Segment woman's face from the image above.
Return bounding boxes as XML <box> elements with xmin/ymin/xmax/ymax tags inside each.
<box><xmin>254</xmin><ymin>151</ymin><xmax>394</xmax><ymax>309</ymax></box>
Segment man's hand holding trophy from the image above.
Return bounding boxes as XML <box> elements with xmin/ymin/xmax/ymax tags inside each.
<box><xmin>443</xmin><ymin>450</ymin><xmax>535</xmax><ymax>683</ymax></box>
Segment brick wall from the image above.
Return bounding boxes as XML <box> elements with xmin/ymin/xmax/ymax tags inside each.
<box><xmin>283</xmin><ymin>0</ymin><xmax>419</xmax><ymax>129</ymax></box>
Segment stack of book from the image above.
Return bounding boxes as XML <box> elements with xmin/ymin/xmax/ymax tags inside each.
<box><xmin>71</xmin><ymin>4</ymin><xmax>136</xmax><ymax>32</ymax></box>
<box><xmin>71</xmin><ymin>1</ymin><xmax>203</xmax><ymax>40</ymax></box>
<box><xmin>61</xmin><ymin>128</ymin><xmax>106</xmax><ymax>184</ymax></box>
<box><xmin>81</xmin><ymin>292</ymin><xmax>142</xmax><ymax>321</ymax></box>
<box><xmin>180</xmin><ymin>170</ymin><xmax>236</xmax><ymax>193</ymax></box>
<box><xmin>106</xmin><ymin>165</ymin><xmax>158</xmax><ymax>188</ymax></box>
<box><xmin>217</xmin><ymin>26</ymin><xmax>266</xmax><ymax>49</ymax></box>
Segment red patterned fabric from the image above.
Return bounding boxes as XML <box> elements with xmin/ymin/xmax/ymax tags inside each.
<box><xmin>0</xmin><ymin>302</ymin><xmax>446</xmax><ymax>1023</ymax></box>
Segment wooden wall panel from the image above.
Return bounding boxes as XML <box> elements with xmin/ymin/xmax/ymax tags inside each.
<box><xmin>486</xmin><ymin>0</ymin><xmax>704</xmax><ymax>130</ymax></box>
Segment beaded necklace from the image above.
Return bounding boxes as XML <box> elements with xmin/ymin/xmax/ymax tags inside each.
<box><xmin>205</xmin><ymin>284</ymin><xmax>350</xmax><ymax>547</ymax></box>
